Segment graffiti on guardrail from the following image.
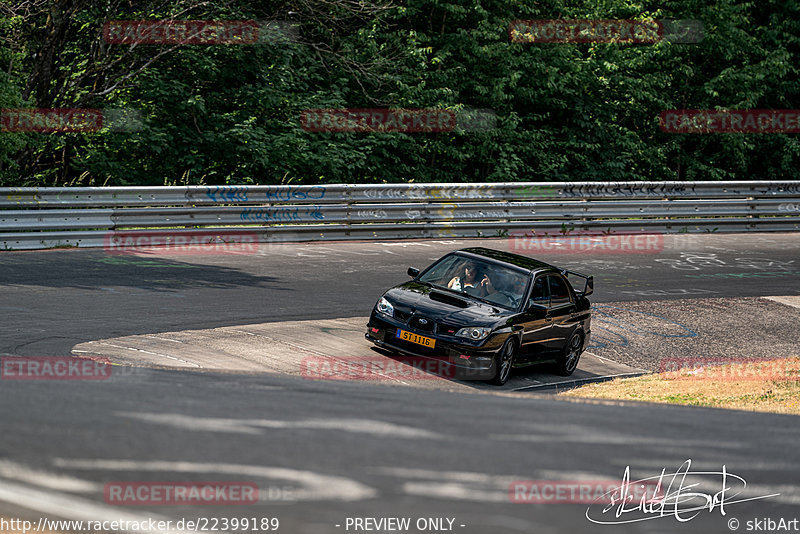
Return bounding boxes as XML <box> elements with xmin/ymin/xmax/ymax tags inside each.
<box><xmin>356</xmin><ymin>209</ymin><xmax>388</xmax><ymax>219</ymax></box>
<box><xmin>5</xmin><ymin>194</ymin><xmax>27</xmax><ymax>204</ymax></box>
<box><xmin>240</xmin><ymin>206</ymin><xmax>324</xmax><ymax>222</ymax></box>
<box><xmin>265</xmin><ymin>186</ymin><xmax>326</xmax><ymax>202</ymax></box>
<box><xmin>560</xmin><ymin>183</ymin><xmax>697</xmax><ymax>198</ymax></box>
<box><xmin>516</xmin><ymin>185</ymin><xmax>557</xmax><ymax>198</ymax></box>
<box><xmin>444</xmin><ymin>207</ymin><xmax>508</xmax><ymax>219</ymax></box>
<box><xmin>360</xmin><ymin>188</ymin><xmax>407</xmax><ymax>200</ymax></box>
<box><xmin>429</xmin><ymin>186</ymin><xmax>498</xmax><ymax>200</ymax></box>
<box><xmin>201</xmin><ymin>185</ymin><xmax>328</xmax><ymax>203</ymax></box>
<box><xmin>360</xmin><ymin>185</ymin><xmax>498</xmax><ymax>201</ymax></box>
<box><xmin>205</xmin><ymin>186</ymin><xmax>249</xmax><ymax>202</ymax></box>
<box><xmin>763</xmin><ymin>184</ymin><xmax>800</xmax><ymax>195</ymax></box>
<box><xmin>2</xmin><ymin>183</ymin><xmax>800</xmax><ymax>251</ymax></box>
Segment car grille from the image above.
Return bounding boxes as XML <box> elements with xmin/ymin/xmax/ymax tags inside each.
<box><xmin>393</xmin><ymin>309</ymin><xmax>411</xmax><ymax>323</ymax></box>
<box><xmin>437</xmin><ymin>323</ymin><xmax>460</xmax><ymax>336</ymax></box>
<box><xmin>408</xmin><ymin>315</ymin><xmax>435</xmax><ymax>333</ymax></box>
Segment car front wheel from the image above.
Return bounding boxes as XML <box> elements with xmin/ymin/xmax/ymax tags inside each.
<box><xmin>488</xmin><ymin>338</ymin><xmax>517</xmax><ymax>386</ymax></box>
<box><xmin>556</xmin><ymin>331</ymin><xmax>583</xmax><ymax>376</ymax></box>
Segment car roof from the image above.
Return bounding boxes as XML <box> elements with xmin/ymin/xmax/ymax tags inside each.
<box><xmin>455</xmin><ymin>247</ymin><xmax>560</xmax><ymax>274</ymax></box>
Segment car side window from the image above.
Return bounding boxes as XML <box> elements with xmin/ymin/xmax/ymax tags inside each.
<box><xmin>527</xmin><ymin>276</ymin><xmax>549</xmax><ymax>308</ymax></box>
<box><xmin>547</xmin><ymin>275</ymin><xmax>573</xmax><ymax>307</ymax></box>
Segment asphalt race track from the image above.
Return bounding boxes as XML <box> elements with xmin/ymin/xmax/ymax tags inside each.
<box><xmin>1</xmin><ymin>232</ymin><xmax>799</xmax><ymax>534</ymax></box>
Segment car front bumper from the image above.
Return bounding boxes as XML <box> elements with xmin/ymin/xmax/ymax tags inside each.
<box><xmin>365</xmin><ymin>311</ymin><xmax>506</xmax><ymax>380</ymax></box>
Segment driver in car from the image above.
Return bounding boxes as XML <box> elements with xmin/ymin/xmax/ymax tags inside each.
<box><xmin>480</xmin><ymin>270</ymin><xmax>516</xmax><ymax>307</ymax></box>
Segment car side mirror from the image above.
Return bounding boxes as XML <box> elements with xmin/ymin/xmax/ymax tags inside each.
<box><xmin>407</xmin><ymin>267</ymin><xmax>420</xmax><ymax>278</ymax></box>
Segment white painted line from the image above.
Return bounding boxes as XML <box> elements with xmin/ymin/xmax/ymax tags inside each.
<box><xmin>0</xmin><ymin>460</ymin><xmax>100</xmax><ymax>493</ymax></box>
<box><xmin>116</xmin><ymin>412</ymin><xmax>441</xmax><ymax>439</ymax></box>
<box><xmin>584</xmin><ymin>352</ymin><xmax>650</xmax><ymax>373</ymax></box>
<box><xmin>511</xmin><ymin>372</ymin><xmax>645</xmax><ymax>392</ymax></box>
<box><xmin>53</xmin><ymin>458</ymin><xmax>377</xmax><ymax>502</ymax></box>
<box><xmin>765</xmin><ymin>296</ymin><xmax>800</xmax><ymax>309</ymax></box>
<box><xmin>144</xmin><ymin>335</ymin><xmax>185</xmax><ymax>344</ymax></box>
<box><xmin>94</xmin><ymin>341</ymin><xmax>201</xmax><ymax>368</ymax></box>
<box><xmin>0</xmin><ymin>477</ymin><xmax>196</xmax><ymax>534</ymax></box>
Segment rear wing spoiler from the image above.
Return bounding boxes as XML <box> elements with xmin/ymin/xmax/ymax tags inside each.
<box><xmin>561</xmin><ymin>269</ymin><xmax>594</xmax><ymax>297</ymax></box>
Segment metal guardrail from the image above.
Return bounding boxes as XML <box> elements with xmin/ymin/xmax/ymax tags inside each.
<box><xmin>1</xmin><ymin>181</ymin><xmax>799</xmax><ymax>250</ymax></box>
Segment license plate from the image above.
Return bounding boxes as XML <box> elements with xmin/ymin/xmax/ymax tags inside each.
<box><xmin>396</xmin><ymin>329</ymin><xmax>436</xmax><ymax>348</ymax></box>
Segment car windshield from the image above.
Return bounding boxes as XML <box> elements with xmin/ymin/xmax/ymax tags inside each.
<box><xmin>418</xmin><ymin>255</ymin><xmax>528</xmax><ymax>309</ymax></box>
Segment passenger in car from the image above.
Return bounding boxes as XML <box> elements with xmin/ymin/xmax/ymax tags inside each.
<box><xmin>448</xmin><ymin>260</ymin><xmax>480</xmax><ymax>293</ymax></box>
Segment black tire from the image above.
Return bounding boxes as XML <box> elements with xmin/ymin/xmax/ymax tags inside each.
<box><xmin>488</xmin><ymin>338</ymin><xmax>517</xmax><ymax>386</ymax></box>
<box><xmin>555</xmin><ymin>331</ymin><xmax>583</xmax><ymax>376</ymax></box>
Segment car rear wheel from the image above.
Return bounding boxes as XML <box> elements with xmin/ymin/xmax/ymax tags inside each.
<box><xmin>556</xmin><ymin>331</ymin><xmax>583</xmax><ymax>376</ymax></box>
<box><xmin>489</xmin><ymin>338</ymin><xmax>517</xmax><ymax>386</ymax></box>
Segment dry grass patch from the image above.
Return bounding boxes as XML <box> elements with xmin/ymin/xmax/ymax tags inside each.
<box><xmin>563</xmin><ymin>357</ymin><xmax>800</xmax><ymax>415</ymax></box>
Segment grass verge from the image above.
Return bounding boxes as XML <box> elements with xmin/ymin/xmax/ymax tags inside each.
<box><xmin>562</xmin><ymin>356</ymin><xmax>800</xmax><ymax>415</ymax></box>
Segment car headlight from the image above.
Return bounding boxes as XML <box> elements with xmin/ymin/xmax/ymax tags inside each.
<box><xmin>376</xmin><ymin>297</ymin><xmax>394</xmax><ymax>317</ymax></box>
<box><xmin>455</xmin><ymin>327</ymin><xmax>492</xmax><ymax>341</ymax></box>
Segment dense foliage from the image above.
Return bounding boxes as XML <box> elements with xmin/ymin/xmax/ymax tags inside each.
<box><xmin>1</xmin><ymin>0</ymin><xmax>798</xmax><ymax>186</ymax></box>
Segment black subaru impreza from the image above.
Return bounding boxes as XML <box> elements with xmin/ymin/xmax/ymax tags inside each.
<box><xmin>365</xmin><ymin>247</ymin><xmax>593</xmax><ymax>386</ymax></box>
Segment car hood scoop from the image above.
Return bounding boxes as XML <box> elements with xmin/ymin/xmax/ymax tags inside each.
<box><xmin>429</xmin><ymin>290</ymin><xmax>469</xmax><ymax>308</ymax></box>
<box><xmin>385</xmin><ymin>283</ymin><xmax>506</xmax><ymax>325</ymax></box>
